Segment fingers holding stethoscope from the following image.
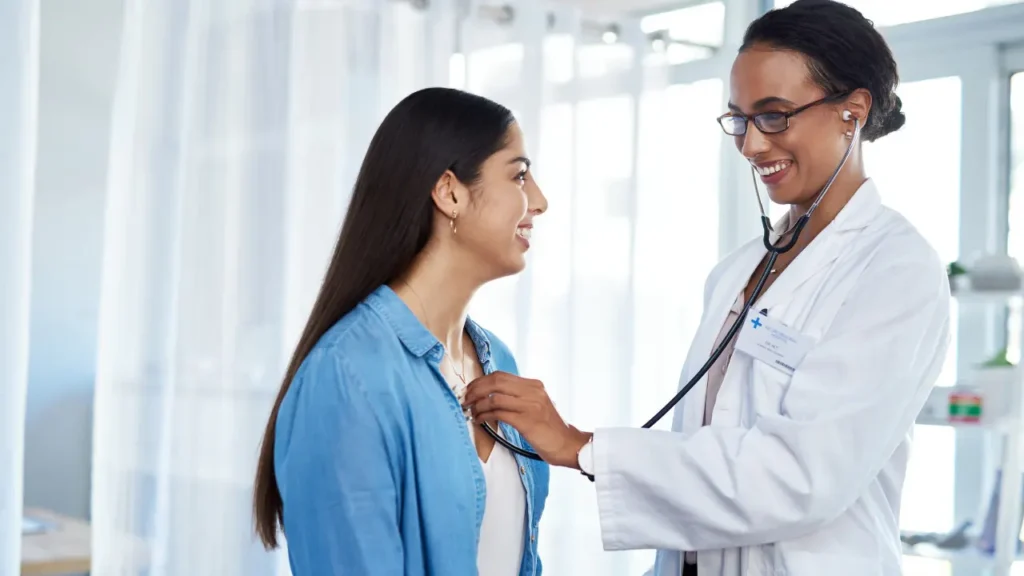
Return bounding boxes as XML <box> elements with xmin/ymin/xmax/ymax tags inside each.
<box><xmin>463</xmin><ymin>371</ymin><xmax>541</xmax><ymax>421</ymax></box>
<box><xmin>464</xmin><ymin>371</ymin><xmax>589</xmax><ymax>468</ymax></box>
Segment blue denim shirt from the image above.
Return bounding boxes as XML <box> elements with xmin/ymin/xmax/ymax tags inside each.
<box><xmin>274</xmin><ymin>285</ymin><xmax>550</xmax><ymax>576</ymax></box>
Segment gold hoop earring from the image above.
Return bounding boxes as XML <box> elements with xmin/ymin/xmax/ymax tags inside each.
<box><xmin>450</xmin><ymin>209</ymin><xmax>458</xmax><ymax>235</ymax></box>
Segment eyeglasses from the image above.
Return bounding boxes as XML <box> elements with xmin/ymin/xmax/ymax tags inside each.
<box><xmin>717</xmin><ymin>92</ymin><xmax>851</xmax><ymax>137</ymax></box>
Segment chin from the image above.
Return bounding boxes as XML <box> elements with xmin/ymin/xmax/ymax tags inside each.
<box><xmin>503</xmin><ymin>257</ymin><xmax>527</xmax><ymax>277</ymax></box>
<box><xmin>498</xmin><ymin>255</ymin><xmax>527</xmax><ymax>278</ymax></box>
<box><xmin>765</xmin><ymin>188</ymin><xmax>797</xmax><ymax>207</ymax></box>
<box><xmin>766</xmin><ymin>182</ymin><xmax>815</xmax><ymax>208</ymax></box>
<box><xmin>477</xmin><ymin>258</ymin><xmax>526</xmax><ymax>284</ymax></box>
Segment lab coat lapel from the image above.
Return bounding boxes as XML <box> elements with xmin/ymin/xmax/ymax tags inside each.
<box><xmin>754</xmin><ymin>179</ymin><xmax>883</xmax><ymax>313</ymax></box>
<box><xmin>678</xmin><ymin>243</ymin><xmax>765</xmax><ymax>432</ymax></box>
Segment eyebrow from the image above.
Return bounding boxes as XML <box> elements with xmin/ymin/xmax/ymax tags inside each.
<box><xmin>727</xmin><ymin>96</ymin><xmax>798</xmax><ymax>113</ymax></box>
<box><xmin>509</xmin><ymin>156</ymin><xmax>531</xmax><ymax>168</ymax></box>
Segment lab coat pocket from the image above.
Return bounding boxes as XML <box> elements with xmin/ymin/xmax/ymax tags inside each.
<box><xmin>749</xmin><ymin>362</ymin><xmax>793</xmax><ymax>418</ymax></box>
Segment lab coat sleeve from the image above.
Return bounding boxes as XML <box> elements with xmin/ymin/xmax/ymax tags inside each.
<box><xmin>592</xmin><ymin>245</ymin><xmax>951</xmax><ymax>552</ymax></box>
<box><xmin>276</xmin><ymin>349</ymin><xmax>403</xmax><ymax>575</ymax></box>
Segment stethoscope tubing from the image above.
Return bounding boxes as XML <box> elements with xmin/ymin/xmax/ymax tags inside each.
<box><xmin>482</xmin><ymin>119</ymin><xmax>862</xmax><ymax>464</ymax></box>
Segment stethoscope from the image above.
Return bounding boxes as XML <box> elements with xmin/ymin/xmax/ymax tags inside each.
<box><xmin>481</xmin><ymin>116</ymin><xmax>863</xmax><ymax>467</ymax></box>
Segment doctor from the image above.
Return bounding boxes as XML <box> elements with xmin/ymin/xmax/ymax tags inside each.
<box><xmin>464</xmin><ymin>1</ymin><xmax>951</xmax><ymax>575</ymax></box>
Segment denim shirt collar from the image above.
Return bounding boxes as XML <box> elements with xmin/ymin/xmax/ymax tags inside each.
<box><xmin>365</xmin><ymin>285</ymin><xmax>494</xmax><ymax>370</ymax></box>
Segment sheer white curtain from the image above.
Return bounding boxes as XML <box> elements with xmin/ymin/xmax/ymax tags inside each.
<box><xmin>0</xmin><ymin>1</ymin><xmax>39</xmax><ymax>574</ymax></box>
<box><xmin>91</xmin><ymin>0</ymin><xmax>455</xmax><ymax>574</ymax></box>
<box><xmin>460</xmin><ymin>1</ymin><xmax>725</xmax><ymax>574</ymax></box>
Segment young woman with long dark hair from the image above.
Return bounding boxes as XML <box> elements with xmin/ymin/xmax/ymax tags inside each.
<box><xmin>253</xmin><ymin>87</ymin><xmax>550</xmax><ymax>576</ymax></box>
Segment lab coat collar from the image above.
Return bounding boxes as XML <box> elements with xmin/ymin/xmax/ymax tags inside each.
<box><xmin>758</xmin><ymin>178</ymin><xmax>883</xmax><ymax>311</ymax></box>
<box><xmin>708</xmin><ymin>178</ymin><xmax>883</xmax><ymax>319</ymax></box>
<box><xmin>768</xmin><ymin>178</ymin><xmax>881</xmax><ymax>243</ymax></box>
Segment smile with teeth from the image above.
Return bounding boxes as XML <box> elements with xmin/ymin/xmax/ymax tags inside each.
<box><xmin>755</xmin><ymin>160</ymin><xmax>792</xmax><ymax>176</ymax></box>
<box><xmin>516</xmin><ymin>227</ymin><xmax>532</xmax><ymax>240</ymax></box>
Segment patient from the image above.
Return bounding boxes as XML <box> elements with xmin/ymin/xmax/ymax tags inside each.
<box><xmin>252</xmin><ymin>87</ymin><xmax>550</xmax><ymax>576</ymax></box>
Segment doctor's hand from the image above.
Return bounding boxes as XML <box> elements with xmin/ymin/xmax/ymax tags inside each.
<box><xmin>464</xmin><ymin>372</ymin><xmax>592</xmax><ymax>469</ymax></box>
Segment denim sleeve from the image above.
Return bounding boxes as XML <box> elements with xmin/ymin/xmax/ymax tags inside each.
<box><xmin>276</xmin><ymin>348</ymin><xmax>403</xmax><ymax>575</ymax></box>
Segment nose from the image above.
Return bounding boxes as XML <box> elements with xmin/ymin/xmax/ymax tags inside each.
<box><xmin>739</xmin><ymin>123</ymin><xmax>770</xmax><ymax>159</ymax></box>
<box><xmin>527</xmin><ymin>177</ymin><xmax>548</xmax><ymax>215</ymax></box>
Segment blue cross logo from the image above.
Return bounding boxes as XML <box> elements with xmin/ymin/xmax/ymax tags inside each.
<box><xmin>750</xmin><ymin>317</ymin><xmax>762</xmax><ymax>329</ymax></box>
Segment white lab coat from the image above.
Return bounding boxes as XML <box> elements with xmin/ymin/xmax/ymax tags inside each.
<box><xmin>591</xmin><ymin>180</ymin><xmax>951</xmax><ymax>576</ymax></box>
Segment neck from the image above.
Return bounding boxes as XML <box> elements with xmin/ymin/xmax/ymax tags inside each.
<box><xmin>390</xmin><ymin>247</ymin><xmax>482</xmax><ymax>357</ymax></box>
<box><xmin>787</xmin><ymin>159</ymin><xmax>867</xmax><ymax>243</ymax></box>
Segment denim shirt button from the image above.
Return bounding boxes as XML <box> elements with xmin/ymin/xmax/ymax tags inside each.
<box><xmin>519</xmin><ymin>465</ymin><xmax>526</xmax><ymax>475</ymax></box>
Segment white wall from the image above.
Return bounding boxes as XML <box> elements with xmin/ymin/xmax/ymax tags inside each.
<box><xmin>23</xmin><ymin>0</ymin><xmax>122</xmax><ymax>521</ymax></box>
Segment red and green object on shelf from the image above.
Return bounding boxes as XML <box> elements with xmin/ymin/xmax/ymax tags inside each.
<box><xmin>948</xmin><ymin>391</ymin><xmax>983</xmax><ymax>423</ymax></box>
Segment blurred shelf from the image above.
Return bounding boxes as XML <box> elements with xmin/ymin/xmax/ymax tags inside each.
<box><xmin>922</xmin><ymin>284</ymin><xmax>1024</xmax><ymax>574</ymax></box>
<box><xmin>916</xmin><ymin>369</ymin><xmax>1022</xmax><ymax>429</ymax></box>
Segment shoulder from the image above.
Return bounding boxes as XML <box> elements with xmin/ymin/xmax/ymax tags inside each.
<box><xmin>859</xmin><ymin>208</ymin><xmax>947</xmax><ymax>286</ymax></box>
<box><xmin>304</xmin><ymin>302</ymin><xmax>405</xmax><ymax>382</ymax></box>
<box><xmin>279</xmin><ymin>302</ymin><xmax>411</xmax><ymax>431</ymax></box>
<box><xmin>827</xmin><ymin>208</ymin><xmax>951</xmax><ymax>333</ymax></box>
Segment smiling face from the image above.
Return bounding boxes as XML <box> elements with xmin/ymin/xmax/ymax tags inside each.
<box><xmin>434</xmin><ymin>122</ymin><xmax>548</xmax><ymax>281</ymax></box>
<box><xmin>725</xmin><ymin>45</ymin><xmax>857</xmax><ymax>207</ymax></box>
<box><xmin>470</xmin><ymin>122</ymin><xmax>547</xmax><ymax>276</ymax></box>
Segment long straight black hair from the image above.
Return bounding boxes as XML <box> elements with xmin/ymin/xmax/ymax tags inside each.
<box><xmin>253</xmin><ymin>87</ymin><xmax>515</xmax><ymax>548</ymax></box>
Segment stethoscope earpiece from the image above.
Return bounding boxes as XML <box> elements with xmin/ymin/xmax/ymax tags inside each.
<box><xmin>842</xmin><ymin>110</ymin><xmax>853</xmax><ymax>121</ymax></box>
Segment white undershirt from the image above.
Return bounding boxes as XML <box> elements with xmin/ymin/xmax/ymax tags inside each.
<box><xmin>469</xmin><ymin>421</ymin><xmax>526</xmax><ymax>576</ymax></box>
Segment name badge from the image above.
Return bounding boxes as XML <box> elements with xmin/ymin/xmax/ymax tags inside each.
<box><xmin>735</xmin><ymin>312</ymin><xmax>814</xmax><ymax>375</ymax></box>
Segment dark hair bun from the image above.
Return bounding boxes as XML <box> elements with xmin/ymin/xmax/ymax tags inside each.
<box><xmin>742</xmin><ymin>0</ymin><xmax>906</xmax><ymax>142</ymax></box>
<box><xmin>877</xmin><ymin>93</ymin><xmax>905</xmax><ymax>138</ymax></box>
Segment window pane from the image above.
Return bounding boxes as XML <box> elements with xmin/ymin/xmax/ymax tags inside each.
<box><xmin>641</xmin><ymin>2</ymin><xmax>724</xmax><ymax>66</ymax></box>
<box><xmin>632</xmin><ymin>79</ymin><xmax>723</xmax><ymax>429</ymax></box>
<box><xmin>773</xmin><ymin>0</ymin><xmax>1022</xmax><ymax>27</ymax></box>
<box><xmin>629</xmin><ymin>77</ymin><xmax>724</xmax><ymax>574</ymax></box>
<box><xmin>576</xmin><ymin>43</ymin><xmax>635</xmax><ymax>79</ymax></box>
<box><xmin>863</xmin><ymin>77</ymin><xmax>962</xmax><ymax>544</ymax></box>
<box><xmin>1008</xmin><ymin>72</ymin><xmax>1024</xmax><ymax>366</ymax></box>
<box><xmin>465</xmin><ymin>43</ymin><xmax>523</xmax><ymax>97</ymax></box>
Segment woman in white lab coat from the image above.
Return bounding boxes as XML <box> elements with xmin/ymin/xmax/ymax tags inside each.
<box><xmin>464</xmin><ymin>1</ymin><xmax>952</xmax><ymax>575</ymax></box>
